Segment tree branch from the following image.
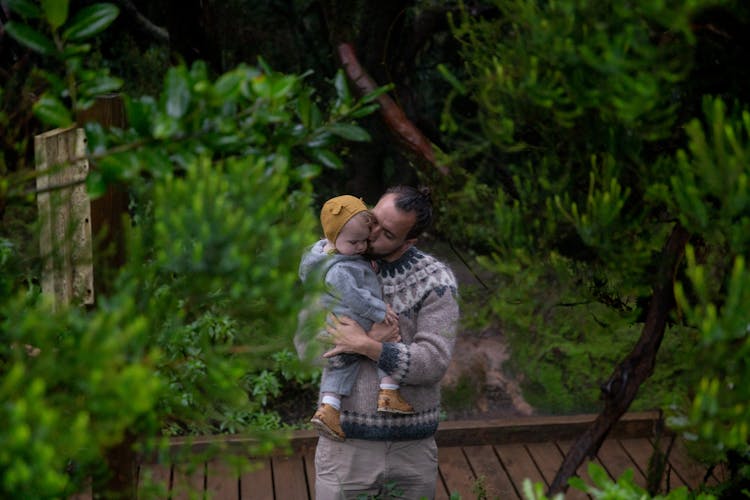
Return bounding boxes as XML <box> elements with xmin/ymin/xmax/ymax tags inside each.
<box><xmin>548</xmin><ymin>223</ymin><xmax>691</xmax><ymax>496</ymax></box>
<box><xmin>337</xmin><ymin>42</ymin><xmax>448</xmax><ymax>176</ymax></box>
<box><xmin>112</xmin><ymin>0</ymin><xmax>169</xmax><ymax>44</ymax></box>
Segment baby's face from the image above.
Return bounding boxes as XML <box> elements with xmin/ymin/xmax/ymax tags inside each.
<box><xmin>335</xmin><ymin>215</ymin><xmax>371</xmax><ymax>256</ymax></box>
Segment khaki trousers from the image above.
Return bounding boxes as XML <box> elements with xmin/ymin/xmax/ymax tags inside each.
<box><xmin>314</xmin><ymin>435</ymin><xmax>438</xmax><ymax>500</ymax></box>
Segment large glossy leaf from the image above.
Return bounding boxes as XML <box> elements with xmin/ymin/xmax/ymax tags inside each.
<box><xmin>7</xmin><ymin>0</ymin><xmax>42</xmax><ymax>19</ymax></box>
<box><xmin>62</xmin><ymin>3</ymin><xmax>119</xmax><ymax>41</ymax></box>
<box><xmin>33</xmin><ymin>94</ymin><xmax>72</xmax><ymax>127</ymax></box>
<box><xmin>333</xmin><ymin>70</ymin><xmax>351</xmax><ymax>107</ymax></box>
<box><xmin>4</xmin><ymin>21</ymin><xmax>56</xmax><ymax>55</ymax></box>
<box><xmin>41</xmin><ymin>0</ymin><xmax>69</xmax><ymax>30</ymax></box>
<box><xmin>350</xmin><ymin>103</ymin><xmax>380</xmax><ymax>119</ymax></box>
<box><xmin>214</xmin><ymin>70</ymin><xmax>244</xmax><ymax>99</ymax></box>
<box><xmin>297</xmin><ymin>92</ymin><xmax>311</xmax><ymax>128</ymax></box>
<box><xmin>270</xmin><ymin>76</ymin><xmax>296</xmax><ymax>100</ymax></box>
<box><xmin>163</xmin><ymin>67</ymin><xmax>191</xmax><ymax>119</ymax></box>
<box><xmin>311</xmin><ymin>149</ymin><xmax>342</xmax><ymax>169</ymax></box>
<box><xmin>79</xmin><ymin>74</ymin><xmax>123</xmax><ymax>97</ymax></box>
<box><xmin>327</xmin><ymin>123</ymin><xmax>371</xmax><ymax>142</ymax></box>
<box><xmin>125</xmin><ymin>96</ymin><xmax>157</xmax><ymax>136</ymax></box>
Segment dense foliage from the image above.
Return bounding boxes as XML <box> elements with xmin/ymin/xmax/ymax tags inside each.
<box><xmin>3</xmin><ymin>0</ymin><xmax>750</xmax><ymax>498</ymax></box>
<box><xmin>435</xmin><ymin>0</ymin><xmax>750</xmax><ymax>494</ymax></box>
<box><xmin>1</xmin><ymin>1</ymin><xmax>382</xmax><ymax>496</ymax></box>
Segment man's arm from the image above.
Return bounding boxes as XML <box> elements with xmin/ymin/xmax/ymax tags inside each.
<box><xmin>323</xmin><ymin>314</ymin><xmax>400</xmax><ymax>361</ymax></box>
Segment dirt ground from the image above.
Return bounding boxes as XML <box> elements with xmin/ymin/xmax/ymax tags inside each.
<box><xmin>426</xmin><ymin>238</ymin><xmax>534</xmax><ymax>420</ymax></box>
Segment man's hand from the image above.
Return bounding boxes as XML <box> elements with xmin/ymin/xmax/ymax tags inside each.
<box><xmin>324</xmin><ymin>314</ymin><xmax>385</xmax><ymax>361</ymax></box>
<box><xmin>369</xmin><ymin>314</ymin><xmax>400</xmax><ymax>344</ymax></box>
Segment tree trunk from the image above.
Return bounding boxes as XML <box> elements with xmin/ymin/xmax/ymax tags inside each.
<box><xmin>76</xmin><ymin>96</ymin><xmax>137</xmax><ymax>498</ymax></box>
<box><xmin>548</xmin><ymin>223</ymin><xmax>691</xmax><ymax>496</ymax></box>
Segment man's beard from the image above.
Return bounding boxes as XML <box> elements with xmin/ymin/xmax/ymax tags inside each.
<box><xmin>364</xmin><ymin>245</ymin><xmax>386</xmax><ymax>260</ymax></box>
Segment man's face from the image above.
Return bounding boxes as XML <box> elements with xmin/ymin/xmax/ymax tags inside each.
<box><xmin>367</xmin><ymin>193</ymin><xmax>417</xmax><ymax>261</ymax></box>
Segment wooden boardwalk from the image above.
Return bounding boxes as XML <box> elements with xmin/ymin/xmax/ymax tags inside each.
<box><xmin>118</xmin><ymin>412</ymin><xmax>721</xmax><ymax>499</ymax></box>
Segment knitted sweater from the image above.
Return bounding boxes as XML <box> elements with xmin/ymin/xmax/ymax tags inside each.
<box><xmin>295</xmin><ymin>246</ymin><xmax>459</xmax><ymax>441</ymax></box>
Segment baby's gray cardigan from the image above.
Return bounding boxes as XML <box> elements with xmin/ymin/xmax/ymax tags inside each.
<box><xmin>296</xmin><ymin>246</ymin><xmax>459</xmax><ymax>440</ymax></box>
<box><xmin>298</xmin><ymin>239</ymin><xmax>387</xmax><ymax>333</ymax></box>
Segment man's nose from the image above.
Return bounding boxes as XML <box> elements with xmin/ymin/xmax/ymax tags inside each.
<box><xmin>369</xmin><ymin>225</ymin><xmax>381</xmax><ymax>241</ymax></box>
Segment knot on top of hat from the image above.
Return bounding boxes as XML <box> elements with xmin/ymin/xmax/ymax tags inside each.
<box><xmin>328</xmin><ymin>202</ymin><xmax>345</xmax><ymax>215</ymax></box>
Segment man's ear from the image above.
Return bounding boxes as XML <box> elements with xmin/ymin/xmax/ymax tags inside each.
<box><xmin>403</xmin><ymin>238</ymin><xmax>417</xmax><ymax>251</ymax></box>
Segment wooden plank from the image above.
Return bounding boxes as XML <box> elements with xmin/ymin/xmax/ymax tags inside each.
<box><xmin>619</xmin><ymin>437</ymin><xmax>687</xmax><ymax>492</ymax></box>
<box><xmin>463</xmin><ymin>444</ymin><xmax>519</xmax><ymax>499</ymax></box>
<box><xmin>157</xmin><ymin>413</ymin><xmax>663</xmax><ymax>460</ymax></box>
<box><xmin>137</xmin><ymin>463</ymin><xmax>171</xmax><ymax>499</ymax></box>
<box><xmin>205</xmin><ymin>459</ymin><xmax>238</xmax><ymax>500</ymax></box>
<box><xmin>438</xmin><ymin>446</ymin><xmax>476</xmax><ymax>499</ymax></box>
<box><xmin>239</xmin><ymin>458</ymin><xmax>274</xmax><ymax>500</ymax></box>
<box><xmin>525</xmin><ymin>441</ymin><xmax>564</xmax><ymax>487</ymax></box>
<box><xmin>172</xmin><ymin>462</ymin><xmax>205</xmax><ymax>500</ymax></box>
<box><xmin>664</xmin><ymin>438</ymin><xmax>715</xmax><ymax>490</ymax></box>
<box><xmin>271</xmin><ymin>455</ymin><xmax>309</xmax><ymax>499</ymax></box>
<box><xmin>435</xmin><ymin>472</ymin><xmax>451</xmax><ymax>500</ymax></box>
<box><xmin>436</xmin><ymin>412</ymin><xmax>662</xmax><ymax>447</ymax></box>
<box><xmin>597</xmin><ymin>439</ymin><xmax>647</xmax><ymax>489</ymax></box>
<box><xmin>496</xmin><ymin>443</ymin><xmax>545</xmax><ymax>498</ymax></box>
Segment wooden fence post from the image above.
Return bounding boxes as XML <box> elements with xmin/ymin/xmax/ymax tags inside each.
<box><xmin>35</xmin><ymin>126</ymin><xmax>95</xmax><ymax>308</ymax></box>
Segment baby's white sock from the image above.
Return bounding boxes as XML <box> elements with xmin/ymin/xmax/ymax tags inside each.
<box><xmin>380</xmin><ymin>383</ymin><xmax>399</xmax><ymax>390</ymax></box>
<box><xmin>322</xmin><ymin>394</ymin><xmax>341</xmax><ymax>410</ymax></box>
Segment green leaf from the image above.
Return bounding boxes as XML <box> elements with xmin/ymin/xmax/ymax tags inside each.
<box><xmin>79</xmin><ymin>74</ymin><xmax>123</xmax><ymax>97</ymax></box>
<box><xmin>437</xmin><ymin>63</ymin><xmax>467</xmax><ymax>95</ymax></box>
<box><xmin>41</xmin><ymin>0</ymin><xmax>69</xmax><ymax>30</ymax></box>
<box><xmin>83</xmin><ymin>122</ymin><xmax>108</xmax><ymax>155</ymax></box>
<box><xmin>567</xmin><ymin>476</ymin><xmax>588</xmax><ymax>493</ymax></box>
<box><xmin>62</xmin><ymin>43</ymin><xmax>92</xmax><ymax>57</ymax></box>
<box><xmin>294</xmin><ymin>163</ymin><xmax>321</xmax><ymax>180</ymax></box>
<box><xmin>350</xmin><ymin>103</ymin><xmax>380</xmax><ymax>118</ymax></box>
<box><xmin>163</xmin><ymin>67</ymin><xmax>192</xmax><ymax>119</ymax></box>
<box><xmin>327</xmin><ymin>123</ymin><xmax>371</xmax><ymax>142</ymax></box>
<box><xmin>361</xmin><ymin>84</ymin><xmax>394</xmax><ymax>104</ymax></box>
<box><xmin>297</xmin><ymin>92</ymin><xmax>311</xmax><ymax>128</ymax></box>
<box><xmin>33</xmin><ymin>93</ymin><xmax>72</xmax><ymax>127</ymax></box>
<box><xmin>311</xmin><ymin>149</ymin><xmax>342</xmax><ymax>169</ymax></box>
<box><xmin>306</xmin><ymin>132</ymin><xmax>332</xmax><ymax>148</ymax></box>
<box><xmin>270</xmin><ymin>75</ymin><xmax>296</xmax><ymax>100</ymax></box>
<box><xmin>7</xmin><ymin>0</ymin><xmax>42</xmax><ymax>19</ymax></box>
<box><xmin>62</xmin><ymin>3</ymin><xmax>119</xmax><ymax>41</ymax></box>
<box><xmin>125</xmin><ymin>96</ymin><xmax>157</xmax><ymax>136</ymax></box>
<box><xmin>333</xmin><ymin>70</ymin><xmax>351</xmax><ymax>105</ymax></box>
<box><xmin>4</xmin><ymin>21</ymin><xmax>56</xmax><ymax>55</ymax></box>
<box><xmin>85</xmin><ymin>170</ymin><xmax>107</xmax><ymax>199</ymax></box>
<box><xmin>214</xmin><ymin>71</ymin><xmax>244</xmax><ymax>99</ymax></box>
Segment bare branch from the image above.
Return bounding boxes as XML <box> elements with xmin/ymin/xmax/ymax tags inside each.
<box><xmin>112</xmin><ymin>0</ymin><xmax>169</xmax><ymax>44</ymax></box>
<box><xmin>337</xmin><ymin>42</ymin><xmax>449</xmax><ymax>176</ymax></box>
<box><xmin>548</xmin><ymin>223</ymin><xmax>691</xmax><ymax>495</ymax></box>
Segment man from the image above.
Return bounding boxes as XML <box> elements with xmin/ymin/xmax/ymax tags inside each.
<box><xmin>295</xmin><ymin>185</ymin><xmax>459</xmax><ymax>499</ymax></box>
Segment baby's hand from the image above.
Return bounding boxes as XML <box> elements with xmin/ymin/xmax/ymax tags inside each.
<box><xmin>385</xmin><ymin>304</ymin><xmax>399</xmax><ymax>325</ymax></box>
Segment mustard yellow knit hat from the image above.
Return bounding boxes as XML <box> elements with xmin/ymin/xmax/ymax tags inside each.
<box><xmin>320</xmin><ymin>195</ymin><xmax>369</xmax><ymax>243</ymax></box>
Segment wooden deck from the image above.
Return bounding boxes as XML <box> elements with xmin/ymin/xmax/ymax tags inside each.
<box><xmin>119</xmin><ymin>412</ymin><xmax>721</xmax><ymax>499</ymax></box>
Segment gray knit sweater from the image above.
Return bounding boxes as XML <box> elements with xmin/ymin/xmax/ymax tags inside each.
<box><xmin>295</xmin><ymin>246</ymin><xmax>459</xmax><ymax>441</ymax></box>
